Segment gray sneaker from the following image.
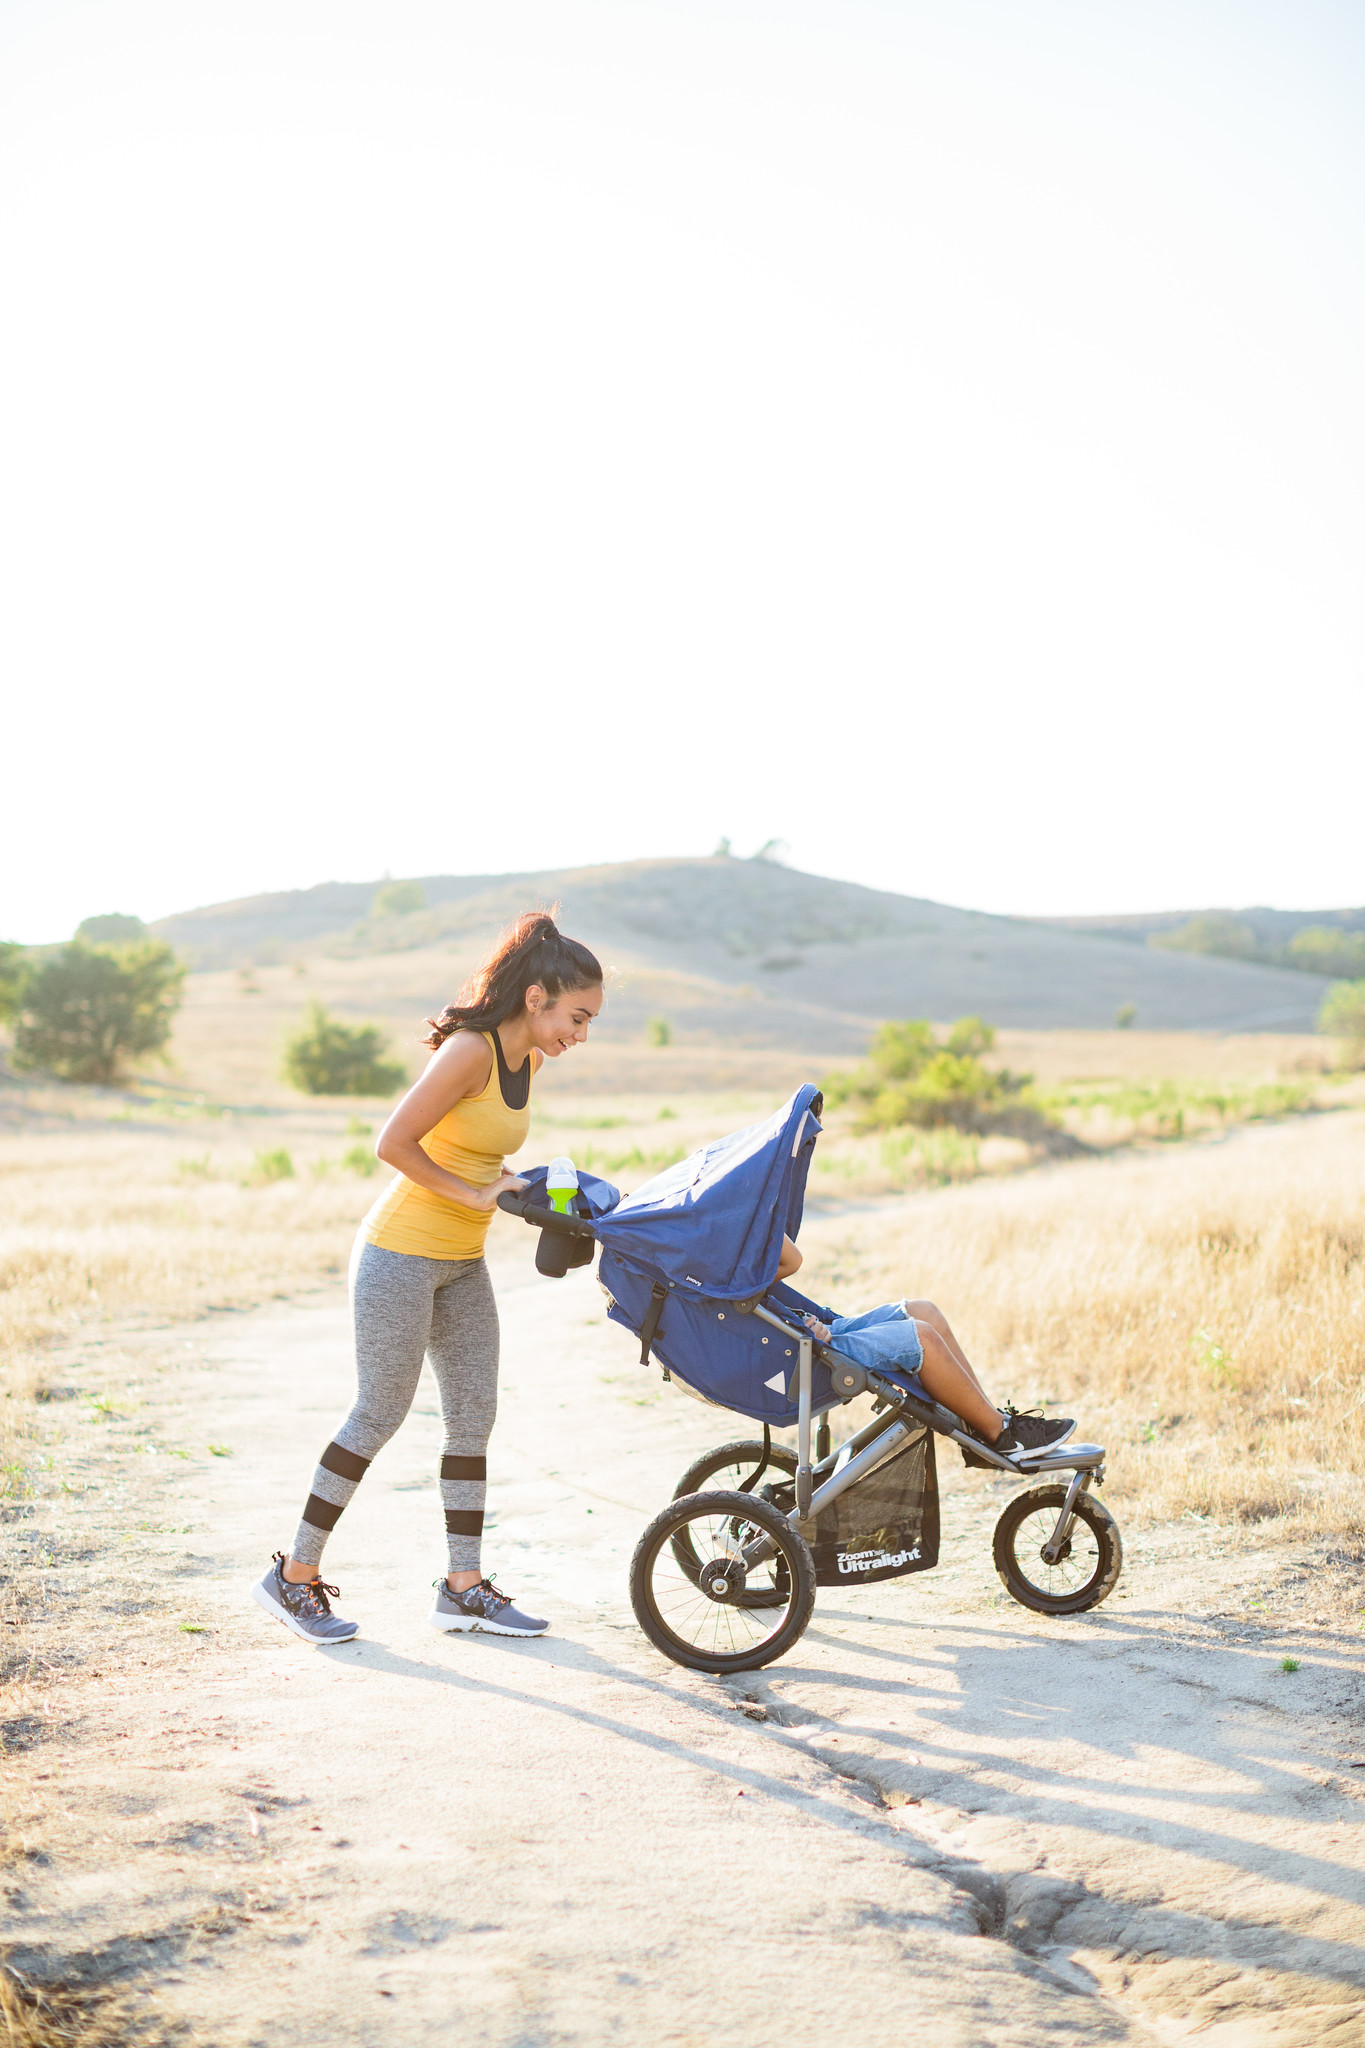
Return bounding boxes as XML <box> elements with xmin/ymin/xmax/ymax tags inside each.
<box><xmin>251</xmin><ymin>1553</ymin><xmax>359</xmax><ymax>1644</ymax></box>
<box><xmin>429</xmin><ymin>1576</ymin><xmax>548</xmax><ymax>1637</ymax></box>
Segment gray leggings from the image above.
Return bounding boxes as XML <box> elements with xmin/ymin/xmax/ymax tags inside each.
<box><xmin>291</xmin><ymin>1239</ymin><xmax>500</xmax><ymax>1575</ymax></box>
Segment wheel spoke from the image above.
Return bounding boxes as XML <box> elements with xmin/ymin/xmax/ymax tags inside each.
<box><xmin>1007</xmin><ymin>1505</ymin><xmax>1104</xmax><ymax>1602</ymax></box>
<box><xmin>638</xmin><ymin>1482</ymin><xmax>818</xmax><ymax>1671</ymax></box>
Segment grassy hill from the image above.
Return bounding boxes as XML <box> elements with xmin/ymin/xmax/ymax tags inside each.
<box><xmin>150</xmin><ymin>857</ymin><xmax>1334</xmax><ymax>1043</ymax></box>
<box><xmin>1044</xmin><ymin>905</ymin><xmax>1365</xmax><ymax>946</ymax></box>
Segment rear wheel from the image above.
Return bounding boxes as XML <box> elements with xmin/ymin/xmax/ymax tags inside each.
<box><xmin>673</xmin><ymin>1438</ymin><xmax>798</xmax><ymax>1502</ymax></box>
<box><xmin>630</xmin><ymin>1490</ymin><xmax>816</xmax><ymax>1673</ymax></box>
<box><xmin>993</xmin><ymin>1485</ymin><xmax>1122</xmax><ymax>1615</ymax></box>
<box><xmin>670</xmin><ymin>1440</ymin><xmax>798</xmax><ymax>1607</ymax></box>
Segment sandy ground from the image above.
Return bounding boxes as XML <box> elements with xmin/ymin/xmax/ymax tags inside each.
<box><xmin>3</xmin><ymin>1224</ymin><xmax>1365</xmax><ymax>2047</ymax></box>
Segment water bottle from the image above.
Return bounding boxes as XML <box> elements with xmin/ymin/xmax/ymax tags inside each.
<box><xmin>546</xmin><ymin>1156</ymin><xmax>579</xmax><ymax>1215</ymax></box>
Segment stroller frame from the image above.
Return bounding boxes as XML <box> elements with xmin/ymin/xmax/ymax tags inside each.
<box><xmin>501</xmin><ymin>1183</ymin><xmax>1118</xmax><ymax>1668</ymax></box>
<box><xmin>747</xmin><ymin>1300</ymin><xmax>1106</xmax><ymax>1572</ymax></box>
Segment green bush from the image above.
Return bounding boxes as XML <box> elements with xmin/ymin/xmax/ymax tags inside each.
<box><xmin>1320</xmin><ymin>979</ymin><xmax>1365</xmax><ymax>1067</ymax></box>
<box><xmin>825</xmin><ymin>1015</ymin><xmax>1033</xmax><ymax>1132</ymax></box>
<box><xmin>371</xmin><ymin>880</ymin><xmax>425</xmax><ymax>918</ymax></box>
<box><xmin>75</xmin><ymin>912</ymin><xmax>146</xmax><ymax>944</ymax></box>
<box><xmin>10</xmin><ymin>939</ymin><xmax>185</xmax><ymax>1085</ymax></box>
<box><xmin>282</xmin><ymin>1002</ymin><xmax>407</xmax><ymax>1096</ymax></box>
<box><xmin>0</xmin><ymin>941</ymin><xmax>26</xmax><ymax>1024</ymax></box>
<box><xmin>248</xmin><ymin>1148</ymin><xmax>294</xmax><ymax>1184</ymax></box>
<box><xmin>342</xmin><ymin>1144</ymin><xmax>378</xmax><ymax>1176</ymax></box>
<box><xmin>645</xmin><ymin>1015</ymin><xmax>672</xmax><ymax>1047</ymax></box>
<box><xmin>1288</xmin><ymin>927</ymin><xmax>1365</xmax><ymax>978</ymax></box>
<box><xmin>1036</xmin><ymin>1075</ymin><xmax>1312</xmax><ymax>1136</ymax></box>
<box><xmin>1114</xmin><ymin>1003</ymin><xmax>1137</xmax><ymax>1029</ymax></box>
<box><xmin>1150</xmin><ymin>914</ymin><xmax>1260</xmax><ymax>962</ymax></box>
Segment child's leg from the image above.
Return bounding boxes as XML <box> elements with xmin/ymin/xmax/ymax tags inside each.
<box><xmin>913</xmin><ymin>1322</ymin><xmax>1005</xmax><ymax>1441</ymax></box>
<box><xmin>904</xmin><ymin>1299</ymin><xmax>994</xmax><ymax>1407</ymax></box>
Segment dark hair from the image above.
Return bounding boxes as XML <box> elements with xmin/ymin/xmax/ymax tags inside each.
<box><xmin>422</xmin><ymin>909</ymin><xmax>602</xmax><ymax>1050</ymax></box>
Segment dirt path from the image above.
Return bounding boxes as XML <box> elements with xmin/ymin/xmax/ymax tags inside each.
<box><xmin>4</xmin><ymin>1229</ymin><xmax>1364</xmax><ymax>2046</ymax></box>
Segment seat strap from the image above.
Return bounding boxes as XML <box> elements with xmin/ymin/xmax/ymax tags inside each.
<box><xmin>638</xmin><ymin>1282</ymin><xmax>668</xmax><ymax>1366</ymax></box>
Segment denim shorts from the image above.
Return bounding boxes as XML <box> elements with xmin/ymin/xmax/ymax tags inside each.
<box><xmin>827</xmin><ymin>1300</ymin><xmax>924</xmax><ymax>1377</ymax></box>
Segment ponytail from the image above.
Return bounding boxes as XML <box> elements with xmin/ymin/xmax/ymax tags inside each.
<box><xmin>422</xmin><ymin>909</ymin><xmax>602</xmax><ymax>1050</ymax></box>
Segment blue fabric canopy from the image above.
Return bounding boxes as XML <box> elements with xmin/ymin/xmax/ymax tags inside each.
<box><xmin>517</xmin><ymin>1087</ymin><xmax>926</xmax><ymax>1425</ymax></box>
<box><xmin>592</xmin><ymin>1084</ymin><xmax>824</xmax><ymax>1300</ymax></box>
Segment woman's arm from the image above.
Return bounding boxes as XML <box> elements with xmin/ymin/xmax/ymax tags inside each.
<box><xmin>375</xmin><ymin>1034</ymin><xmax>527</xmax><ymax>1211</ymax></box>
<box><xmin>776</xmin><ymin>1234</ymin><xmax>803</xmax><ymax>1280</ymax></box>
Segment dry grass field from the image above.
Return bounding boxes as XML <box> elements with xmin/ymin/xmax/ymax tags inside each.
<box><xmin>800</xmin><ymin>1110</ymin><xmax>1365</xmax><ymax>1538</ymax></box>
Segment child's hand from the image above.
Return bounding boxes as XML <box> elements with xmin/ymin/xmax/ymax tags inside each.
<box><xmin>803</xmin><ymin>1313</ymin><xmax>832</xmax><ymax>1343</ymax></box>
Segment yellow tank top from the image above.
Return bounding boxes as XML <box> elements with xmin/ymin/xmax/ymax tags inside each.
<box><xmin>362</xmin><ymin>1032</ymin><xmax>536</xmax><ymax>1261</ymax></box>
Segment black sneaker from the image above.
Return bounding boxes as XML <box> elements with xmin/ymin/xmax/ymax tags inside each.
<box><xmin>960</xmin><ymin>1406</ymin><xmax>1076</xmax><ymax>1467</ymax></box>
<box><xmin>996</xmin><ymin>1405</ymin><xmax>1076</xmax><ymax>1457</ymax></box>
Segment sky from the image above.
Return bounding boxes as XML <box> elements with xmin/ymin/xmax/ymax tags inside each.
<box><xmin>2</xmin><ymin>0</ymin><xmax>1362</xmax><ymax>943</ymax></box>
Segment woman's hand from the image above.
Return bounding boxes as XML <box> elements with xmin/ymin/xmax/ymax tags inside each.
<box><xmin>468</xmin><ymin>1170</ymin><xmax>527</xmax><ymax>1210</ymax></box>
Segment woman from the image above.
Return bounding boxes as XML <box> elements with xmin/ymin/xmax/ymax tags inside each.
<box><xmin>776</xmin><ymin>1237</ymin><xmax>1074</xmax><ymax>1458</ymax></box>
<box><xmin>252</xmin><ymin>912</ymin><xmax>603</xmax><ymax>1645</ymax></box>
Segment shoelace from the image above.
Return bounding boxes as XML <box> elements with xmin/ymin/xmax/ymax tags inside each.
<box><xmin>272</xmin><ymin>1555</ymin><xmax>339</xmax><ymax>1616</ymax></box>
<box><xmin>476</xmin><ymin>1577</ymin><xmax>511</xmax><ymax>1613</ymax></box>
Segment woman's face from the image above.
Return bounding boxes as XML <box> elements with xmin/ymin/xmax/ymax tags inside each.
<box><xmin>524</xmin><ymin>982</ymin><xmax>603</xmax><ymax>1057</ymax></box>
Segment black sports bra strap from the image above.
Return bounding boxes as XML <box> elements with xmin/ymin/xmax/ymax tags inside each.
<box><xmin>490</xmin><ymin>1029</ymin><xmax>532</xmax><ymax>1111</ymax></box>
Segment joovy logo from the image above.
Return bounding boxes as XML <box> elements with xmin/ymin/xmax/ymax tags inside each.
<box><xmin>837</xmin><ymin>1545</ymin><xmax>921</xmax><ymax>1574</ymax></box>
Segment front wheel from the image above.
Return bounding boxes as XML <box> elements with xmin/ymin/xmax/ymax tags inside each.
<box><xmin>993</xmin><ymin>1485</ymin><xmax>1123</xmax><ymax>1615</ymax></box>
<box><xmin>630</xmin><ymin>1489</ymin><xmax>816</xmax><ymax>1673</ymax></box>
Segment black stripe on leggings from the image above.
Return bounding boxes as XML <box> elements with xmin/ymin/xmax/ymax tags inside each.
<box><xmin>444</xmin><ymin>1508</ymin><xmax>485</xmax><ymax>1536</ymax></box>
<box><xmin>320</xmin><ymin>1441</ymin><xmax>371</xmax><ymax>1482</ymax></box>
<box><xmin>302</xmin><ymin>1492</ymin><xmax>346</xmax><ymax>1532</ymax></box>
<box><xmin>441</xmin><ymin>1454</ymin><xmax>487</xmax><ymax>1481</ymax></box>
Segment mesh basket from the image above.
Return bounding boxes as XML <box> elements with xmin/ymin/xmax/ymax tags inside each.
<box><xmin>809</xmin><ymin>1429</ymin><xmax>940</xmax><ymax>1587</ymax></box>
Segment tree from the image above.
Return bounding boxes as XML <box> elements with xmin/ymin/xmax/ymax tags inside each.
<box><xmin>645</xmin><ymin>1015</ymin><xmax>672</xmax><ymax>1047</ymax></box>
<box><xmin>282</xmin><ymin>1003</ymin><xmax>407</xmax><ymax>1096</ymax></box>
<box><xmin>76</xmin><ymin>913</ymin><xmax>146</xmax><ymax>944</ymax></box>
<box><xmin>1319</xmin><ymin>980</ymin><xmax>1365</xmax><ymax>1069</ymax></box>
<box><xmin>1287</xmin><ymin>927</ymin><xmax>1365</xmax><ymax>978</ymax></box>
<box><xmin>1150</xmin><ymin>914</ymin><xmax>1260</xmax><ymax>962</ymax></box>
<box><xmin>11</xmin><ymin>940</ymin><xmax>185</xmax><ymax>1085</ymax></box>
<box><xmin>371</xmin><ymin>880</ymin><xmax>425</xmax><ymax>919</ymax></box>
<box><xmin>0</xmin><ymin>941</ymin><xmax>27</xmax><ymax>1024</ymax></box>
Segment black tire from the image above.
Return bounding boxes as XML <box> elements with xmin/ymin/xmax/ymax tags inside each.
<box><xmin>993</xmin><ymin>1484</ymin><xmax>1123</xmax><ymax>1615</ymax></box>
<box><xmin>670</xmin><ymin>1440</ymin><xmax>798</xmax><ymax>1608</ymax></box>
<box><xmin>630</xmin><ymin>1489</ymin><xmax>817</xmax><ymax>1673</ymax></box>
<box><xmin>673</xmin><ymin>1438</ymin><xmax>798</xmax><ymax>1503</ymax></box>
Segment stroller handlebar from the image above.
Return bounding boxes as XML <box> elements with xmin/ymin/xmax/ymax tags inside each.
<box><xmin>497</xmin><ymin>1186</ymin><xmax>599</xmax><ymax>1239</ymax></box>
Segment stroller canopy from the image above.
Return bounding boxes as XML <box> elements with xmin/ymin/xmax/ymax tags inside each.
<box><xmin>594</xmin><ymin>1084</ymin><xmax>823</xmax><ymax>1301</ymax></box>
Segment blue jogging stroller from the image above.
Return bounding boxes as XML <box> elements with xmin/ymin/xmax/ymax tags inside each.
<box><xmin>499</xmin><ymin>1085</ymin><xmax>1121</xmax><ymax>1674</ymax></box>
